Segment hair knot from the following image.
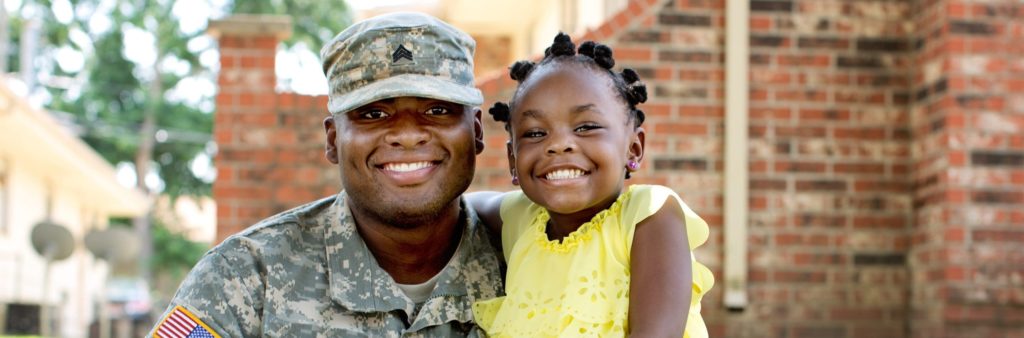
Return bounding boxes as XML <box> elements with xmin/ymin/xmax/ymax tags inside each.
<box><xmin>509</xmin><ymin>61</ymin><xmax>535</xmax><ymax>82</ymax></box>
<box><xmin>550</xmin><ymin>32</ymin><xmax>576</xmax><ymax>57</ymax></box>
<box><xmin>577</xmin><ymin>41</ymin><xmax>596</xmax><ymax>58</ymax></box>
<box><xmin>622</xmin><ymin>68</ymin><xmax>640</xmax><ymax>84</ymax></box>
<box><xmin>593</xmin><ymin>44</ymin><xmax>614</xmax><ymax>69</ymax></box>
<box><xmin>488</xmin><ymin>102</ymin><xmax>510</xmax><ymax>123</ymax></box>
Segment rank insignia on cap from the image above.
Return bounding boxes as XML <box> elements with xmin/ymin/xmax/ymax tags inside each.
<box><xmin>392</xmin><ymin>44</ymin><xmax>413</xmax><ymax>63</ymax></box>
<box><xmin>154</xmin><ymin>306</ymin><xmax>221</xmax><ymax>338</ymax></box>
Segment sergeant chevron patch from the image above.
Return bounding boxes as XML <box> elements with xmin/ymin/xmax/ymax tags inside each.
<box><xmin>392</xmin><ymin>44</ymin><xmax>413</xmax><ymax>63</ymax></box>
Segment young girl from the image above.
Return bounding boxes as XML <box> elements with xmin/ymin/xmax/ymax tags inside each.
<box><xmin>469</xmin><ymin>33</ymin><xmax>714</xmax><ymax>337</ymax></box>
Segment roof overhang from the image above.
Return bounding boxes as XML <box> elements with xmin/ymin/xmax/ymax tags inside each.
<box><xmin>0</xmin><ymin>82</ymin><xmax>148</xmax><ymax>217</ymax></box>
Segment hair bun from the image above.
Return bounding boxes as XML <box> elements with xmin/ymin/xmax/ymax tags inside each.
<box><xmin>550</xmin><ymin>32</ymin><xmax>576</xmax><ymax>57</ymax></box>
<box><xmin>622</xmin><ymin>68</ymin><xmax>640</xmax><ymax>84</ymax></box>
<box><xmin>593</xmin><ymin>44</ymin><xmax>614</xmax><ymax>69</ymax></box>
<box><xmin>509</xmin><ymin>61</ymin><xmax>535</xmax><ymax>81</ymax></box>
<box><xmin>577</xmin><ymin>41</ymin><xmax>596</xmax><ymax>58</ymax></box>
<box><xmin>628</xmin><ymin>83</ymin><xmax>648</xmax><ymax>104</ymax></box>
<box><xmin>488</xmin><ymin>102</ymin><xmax>511</xmax><ymax>123</ymax></box>
<box><xmin>633</xmin><ymin>109</ymin><xmax>646</xmax><ymax>126</ymax></box>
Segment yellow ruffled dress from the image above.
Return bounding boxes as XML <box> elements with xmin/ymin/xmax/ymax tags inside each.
<box><xmin>472</xmin><ymin>185</ymin><xmax>714</xmax><ymax>337</ymax></box>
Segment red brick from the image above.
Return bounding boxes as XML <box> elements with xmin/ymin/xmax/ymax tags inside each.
<box><xmin>852</xmin><ymin>215</ymin><xmax>906</xmax><ymax>230</ymax></box>
<box><xmin>834</xmin><ymin>127</ymin><xmax>886</xmax><ymax>140</ymax></box>
<box><xmin>750</xmin><ymin>15</ymin><xmax>772</xmax><ymax>30</ymax></box>
<box><xmin>835</xmin><ymin>163</ymin><xmax>885</xmax><ymax>175</ymax></box>
<box><xmin>678</xmin><ymin>105</ymin><xmax>722</xmax><ymax>117</ymax></box>
<box><xmin>749</xmin><ymin>107</ymin><xmax>791</xmax><ymax>120</ymax></box>
<box><xmin>946</xmin><ymin>266</ymin><xmax>969</xmax><ymax>282</ymax></box>
<box><xmin>252</xmin><ymin>36</ymin><xmax>280</xmax><ymax>50</ymax></box>
<box><xmin>973</xmin><ymin>229</ymin><xmax>1024</xmax><ymax>242</ymax></box>
<box><xmin>773</xmin><ymin>270</ymin><xmax>827</xmax><ymax>283</ymax></box>
<box><xmin>651</xmin><ymin>122</ymin><xmax>707</xmax><ymax>134</ymax></box>
<box><xmin>777</xmin><ymin>54</ymin><xmax>831</xmax><ymax>67</ymax></box>
<box><xmin>775</xmin><ymin>161</ymin><xmax>827</xmax><ymax>173</ymax></box>
<box><xmin>214</xmin><ymin>129</ymin><xmax>234</xmax><ymax>144</ymax></box>
<box><xmin>944</xmin><ymin>227</ymin><xmax>966</xmax><ymax>242</ymax></box>
<box><xmin>218</xmin><ymin>36</ymin><xmax>243</xmax><ymax>48</ymax></box>
<box><xmin>799</xmin><ymin>108</ymin><xmax>850</xmax><ymax>121</ymax></box>
<box><xmin>831</xmin><ymin>308</ymin><xmax>885</xmax><ymax>321</ymax></box>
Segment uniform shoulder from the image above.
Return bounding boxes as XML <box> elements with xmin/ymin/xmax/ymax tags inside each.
<box><xmin>214</xmin><ymin>195</ymin><xmax>338</xmax><ymax>254</ymax></box>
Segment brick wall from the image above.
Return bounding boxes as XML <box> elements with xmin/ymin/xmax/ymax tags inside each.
<box><xmin>211</xmin><ymin>1</ymin><xmax>1024</xmax><ymax>336</ymax></box>
<box><xmin>910</xmin><ymin>0</ymin><xmax>1024</xmax><ymax>337</ymax></box>
<box><xmin>211</xmin><ymin>25</ymin><xmax>340</xmax><ymax>239</ymax></box>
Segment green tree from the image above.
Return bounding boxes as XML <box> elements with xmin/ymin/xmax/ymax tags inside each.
<box><xmin>228</xmin><ymin>0</ymin><xmax>354</xmax><ymax>50</ymax></box>
<box><xmin>14</xmin><ymin>0</ymin><xmax>353</xmax><ymax>288</ymax></box>
<box><xmin>150</xmin><ymin>220</ymin><xmax>208</xmax><ymax>291</ymax></box>
<box><xmin>23</xmin><ymin>0</ymin><xmax>215</xmax><ymax>285</ymax></box>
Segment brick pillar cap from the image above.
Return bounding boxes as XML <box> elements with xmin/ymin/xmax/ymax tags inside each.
<box><xmin>208</xmin><ymin>14</ymin><xmax>293</xmax><ymax>39</ymax></box>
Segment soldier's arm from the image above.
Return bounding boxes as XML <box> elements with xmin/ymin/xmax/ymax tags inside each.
<box><xmin>465</xmin><ymin>191</ymin><xmax>506</xmax><ymax>240</ymax></box>
<box><xmin>148</xmin><ymin>249</ymin><xmax>263</xmax><ymax>338</ymax></box>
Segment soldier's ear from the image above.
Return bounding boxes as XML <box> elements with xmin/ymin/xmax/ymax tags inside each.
<box><xmin>472</xmin><ymin>107</ymin><xmax>484</xmax><ymax>155</ymax></box>
<box><xmin>324</xmin><ymin>115</ymin><xmax>340</xmax><ymax>164</ymax></box>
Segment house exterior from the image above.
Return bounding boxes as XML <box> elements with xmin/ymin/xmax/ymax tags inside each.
<box><xmin>0</xmin><ymin>80</ymin><xmax>147</xmax><ymax>337</ymax></box>
<box><xmin>209</xmin><ymin>0</ymin><xmax>1024</xmax><ymax>336</ymax></box>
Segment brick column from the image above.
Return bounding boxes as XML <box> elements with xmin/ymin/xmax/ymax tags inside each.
<box><xmin>208</xmin><ymin>15</ymin><xmax>292</xmax><ymax>242</ymax></box>
<box><xmin>910</xmin><ymin>1</ymin><xmax>1024</xmax><ymax>337</ymax></box>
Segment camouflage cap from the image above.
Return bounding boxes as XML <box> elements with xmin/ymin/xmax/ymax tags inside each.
<box><xmin>320</xmin><ymin>12</ymin><xmax>483</xmax><ymax>114</ymax></box>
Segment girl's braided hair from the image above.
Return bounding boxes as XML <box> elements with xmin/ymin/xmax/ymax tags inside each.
<box><xmin>488</xmin><ymin>33</ymin><xmax>647</xmax><ymax>129</ymax></box>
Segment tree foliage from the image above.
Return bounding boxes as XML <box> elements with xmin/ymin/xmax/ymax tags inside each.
<box><xmin>17</xmin><ymin>0</ymin><xmax>215</xmax><ymax>198</ymax></box>
<box><xmin>228</xmin><ymin>0</ymin><xmax>353</xmax><ymax>50</ymax></box>
<box><xmin>150</xmin><ymin>220</ymin><xmax>207</xmax><ymax>280</ymax></box>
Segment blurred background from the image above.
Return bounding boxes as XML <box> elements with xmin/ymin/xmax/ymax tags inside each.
<box><xmin>1</xmin><ymin>0</ymin><xmax>1022</xmax><ymax>337</ymax></box>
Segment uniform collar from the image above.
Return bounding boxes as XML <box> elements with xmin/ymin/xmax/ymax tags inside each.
<box><xmin>323</xmin><ymin>192</ymin><xmax>504</xmax><ymax>328</ymax></box>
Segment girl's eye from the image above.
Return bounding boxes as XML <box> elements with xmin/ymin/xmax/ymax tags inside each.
<box><xmin>359</xmin><ymin>110</ymin><xmax>389</xmax><ymax>120</ymax></box>
<box><xmin>425</xmin><ymin>106</ymin><xmax>449</xmax><ymax>115</ymax></box>
<box><xmin>575</xmin><ymin>124</ymin><xmax>602</xmax><ymax>132</ymax></box>
<box><xmin>522</xmin><ymin>130</ymin><xmax>546</xmax><ymax>138</ymax></box>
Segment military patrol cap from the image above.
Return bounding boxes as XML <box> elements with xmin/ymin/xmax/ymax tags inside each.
<box><xmin>320</xmin><ymin>12</ymin><xmax>484</xmax><ymax>115</ymax></box>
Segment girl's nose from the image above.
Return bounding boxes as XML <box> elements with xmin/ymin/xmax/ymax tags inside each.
<box><xmin>545</xmin><ymin>132</ymin><xmax>576</xmax><ymax>154</ymax></box>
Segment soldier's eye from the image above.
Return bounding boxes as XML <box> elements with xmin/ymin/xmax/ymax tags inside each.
<box><xmin>359</xmin><ymin>110</ymin><xmax>389</xmax><ymax>120</ymax></box>
<box><xmin>425</xmin><ymin>107</ymin><xmax>449</xmax><ymax>115</ymax></box>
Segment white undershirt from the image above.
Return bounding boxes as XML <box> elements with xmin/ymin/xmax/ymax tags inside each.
<box><xmin>395</xmin><ymin>242</ymin><xmax>462</xmax><ymax>304</ymax></box>
<box><xmin>396</xmin><ymin>270</ymin><xmax>443</xmax><ymax>304</ymax></box>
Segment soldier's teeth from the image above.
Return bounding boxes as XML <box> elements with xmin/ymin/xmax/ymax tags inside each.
<box><xmin>545</xmin><ymin>169</ymin><xmax>584</xmax><ymax>180</ymax></box>
<box><xmin>384</xmin><ymin>162</ymin><xmax>431</xmax><ymax>172</ymax></box>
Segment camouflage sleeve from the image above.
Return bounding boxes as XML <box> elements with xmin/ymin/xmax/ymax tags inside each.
<box><xmin>147</xmin><ymin>249</ymin><xmax>264</xmax><ymax>337</ymax></box>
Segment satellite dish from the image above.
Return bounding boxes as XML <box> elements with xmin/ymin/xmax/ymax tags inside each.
<box><xmin>85</xmin><ymin>227</ymin><xmax>139</xmax><ymax>263</ymax></box>
<box><xmin>31</xmin><ymin>220</ymin><xmax>75</xmax><ymax>261</ymax></box>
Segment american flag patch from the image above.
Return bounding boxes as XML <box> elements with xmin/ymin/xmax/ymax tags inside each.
<box><xmin>154</xmin><ymin>306</ymin><xmax>221</xmax><ymax>338</ymax></box>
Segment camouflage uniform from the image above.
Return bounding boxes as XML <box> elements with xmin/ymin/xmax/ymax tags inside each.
<box><xmin>149</xmin><ymin>193</ymin><xmax>504</xmax><ymax>337</ymax></box>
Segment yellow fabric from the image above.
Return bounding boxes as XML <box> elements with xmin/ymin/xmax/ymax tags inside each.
<box><xmin>472</xmin><ymin>185</ymin><xmax>714</xmax><ymax>337</ymax></box>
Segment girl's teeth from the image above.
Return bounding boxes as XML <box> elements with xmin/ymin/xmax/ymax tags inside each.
<box><xmin>385</xmin><ymin>162</ymin><xmax>431</xmax><ymax>172</ymax></box>
<box><xmin>545</xmin><ymin>169</ymin><xmax>584</xmax><ymax>180</ymax></box>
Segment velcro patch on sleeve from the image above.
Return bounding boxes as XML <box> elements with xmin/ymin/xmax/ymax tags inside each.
<box><xmin>154</xmin><ymin>305</ymin><xmax>221</xmax><ymax>338</ymax></box>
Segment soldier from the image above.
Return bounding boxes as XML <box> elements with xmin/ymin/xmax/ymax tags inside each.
<box><xmin>148</xmin><ymin>12</ymin><xmax>503</xmax><ymax>337</ymax></box>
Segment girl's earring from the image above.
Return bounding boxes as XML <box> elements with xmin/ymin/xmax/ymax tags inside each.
<box><xmin>512</xmin><ymin>175</ymin><xmax>520</xmax><ymax>185</ymax></box>
<box><xmin>628</xmin><ymin>160</ymin><xmax>640</xmax><ymax>170</ymax></box>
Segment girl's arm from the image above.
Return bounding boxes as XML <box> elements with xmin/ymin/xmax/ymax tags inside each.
<box><xmin>628</xmin><ymin>197</ymin><xmax>692</xmax><ymax>338</ymax></box>
<box><xmin>465</xmin><ymin>191</ymin><xmax>506</xmax><ymax>241</ymax></box>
